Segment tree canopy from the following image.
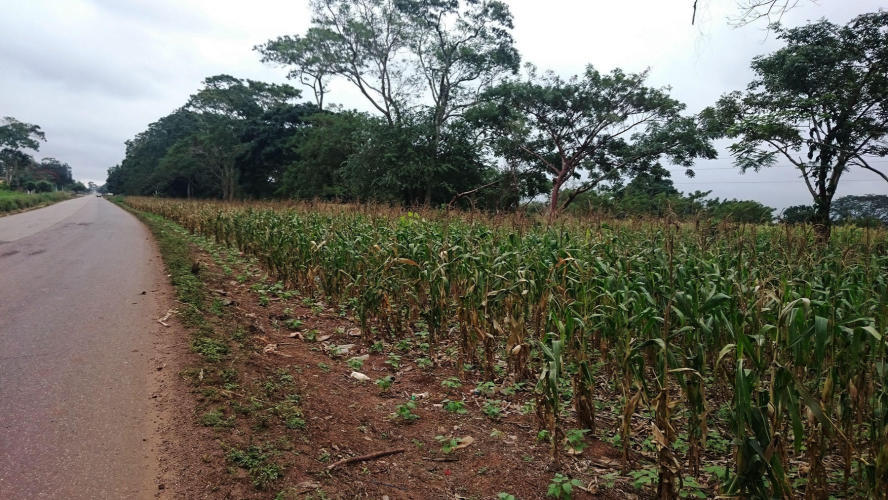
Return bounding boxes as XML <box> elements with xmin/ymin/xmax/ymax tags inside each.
<box><xmin>702</xmin><ymin>11</ymin><xmax>888</xmax><ymax>240</ymax></box>
<box><xmin>106</xmin><ymin>4</ymin><xmax>888</xmax><ymax>231</ymax></box>
<box><xmin>473</xmin><ymin>65</ymin><xmax>716</xmax><ymax>219</ymax></box>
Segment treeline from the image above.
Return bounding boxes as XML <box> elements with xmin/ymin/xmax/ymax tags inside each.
<box><xmin>783</xmin><ymin>194</ymin><xmax>888</xmax><ymax>227</ymax></box>
<box><xmin>0</xmin><ymin>116</ymin><xmax>85</xmax><ymax>193</ymax></box>
<box><xmin>106</xmin><ymin>2</ymin><xmax>888</xmax><ymax>235</ymax></box>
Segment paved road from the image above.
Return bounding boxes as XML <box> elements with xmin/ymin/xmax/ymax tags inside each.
<box><xmin>0</xmin><ymin>197</ymin><xmax>167</xmax><ymax>499</ymax></box>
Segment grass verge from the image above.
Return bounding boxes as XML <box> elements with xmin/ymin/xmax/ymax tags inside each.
<box><xmin>119</xmin><ymin>202</ymin><xmax>299</xmax><ymax>496</ymax></box>
<box><xmin>0</xmin><ymin>191</ymin><xmax>72</xmax><ymax>215</ymax></box>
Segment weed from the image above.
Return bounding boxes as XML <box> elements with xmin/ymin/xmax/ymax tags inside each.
<box><xmin>226</xmin><ymin>445</ymin><xmax>282</xmax><ymax>490</ymax></box>
<box><xmin>385</xmin><ymin>353</ymin><xmax>401</xmax><ymax>370</ymax></box>
<box><xmin>482</xmin><ymin>400</ymin><xmax>503</xmax><ymax>420</ymax></box>
<box><xmin>441</xmin><ymin>377</ymin><xmax>462</xmax><ymax>389</ymax></box>
<box><xmin>629</xmin><ymin>467</ymin><xmax>657</xmax><ymax>490</ymax></box>
<box><xmin>375</xmin><ymin>375</ymin><xmax>394</xmax><ymax>391</ymax></box>
<box><xmin>201</xmin><ymin>409</ymin><xmax>234</xmax><ymax>428</ymax></box>
<box><xmin>392</xmin><ymin>397</ymin><xmax>419</xmax><ymax>423</ymax></box>
<box><xmin>346</xmin><ymin>357</ymin><xmax>364</xmax><ymax>371</ymax></box>
<box><xmin>547</xmin><ymin>473</ymin><xmax>582</xmax><ymax>499</ymax></box>
<box><xmin>191</xmin><ymin>337</ymin><xmax>229</xmax><ymax>361</ymax></box>
<box><xmin>443</xmin><ymin>400</ymin><xmax>467</xmax><ymax>414</ymax></box>
<box><xmin>564</xmin><ymin>429</ymin><xmax>589</xmax><ymax>453</ymax></box>
<box><xmin>475</xmin><ymin>381</ymin><xmax>496</xmax><ymax>396</ymax></box>
<box><xmin>435</xmin><ymin>435</ymin><xmax>459</xmax><ymax>454</ymax></box>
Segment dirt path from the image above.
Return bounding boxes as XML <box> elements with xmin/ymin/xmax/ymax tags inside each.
<box><xmin>0</xmin><ymin>197</ymin><xmax>174</xmax><ymax>498</ymax></box>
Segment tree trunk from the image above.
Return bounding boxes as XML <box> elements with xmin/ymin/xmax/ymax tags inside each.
<box><xmin>813</xmin><ymin>200</ymin><xmax>832</xmax><ymax>244</ymax></box>
<box><xmin>548</xmin><ymin>177</ymin><xmax>563</xmax><ymax>222</ymax></box>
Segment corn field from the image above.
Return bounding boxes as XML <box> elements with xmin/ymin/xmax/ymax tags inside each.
<box><xmin>127</xmin><ymin>197</ymin><xmax>888</xmax><ymax>499</ymax></box>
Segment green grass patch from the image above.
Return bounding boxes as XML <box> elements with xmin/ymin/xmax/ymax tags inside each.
<box><xmin>0</xmin><ymin>190</ymin><xmax>70</xmax><ymax>214</ymax></box>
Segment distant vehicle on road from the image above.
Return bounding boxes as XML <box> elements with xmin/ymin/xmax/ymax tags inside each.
<box><xmin>96</xmin><ymin>193</ymin><xmax>102</xmax><ymax>198</ymax></box>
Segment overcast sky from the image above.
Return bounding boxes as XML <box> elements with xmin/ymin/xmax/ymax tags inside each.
<box><xmin>1</xmin><ymin>0</ymin><xmax>885</xmax><ymax>209</ymax></box>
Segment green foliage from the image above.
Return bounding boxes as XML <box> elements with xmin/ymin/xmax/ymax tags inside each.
<box><xmin>0</xmin><ymin>190</ymin><xmax>69</xmax><ymax>214</ymax></box>
<box><xmin>441</xmin><ymin>377</ymin><xmax>462</xmax><ymax>389</ymax></box>
<box><xmin>227</xmin><ymin>445</ymin><xmax>283</xmax><ymax>490</ymax></box>
<box><xmin>375</xmin><ymin>375</ymin><xmax>394</xmax><ymax>391</ymax></box>
<box><xmin>564</xmin><ymin>429</ymin><xmax>589</xmax><ymax>453</ymax></box>
<box><xmin>474</xmin><ymin>65</ymin><xmax>715</xmax><ymax>217</ymax></box>
<box><xmin>442</xmin><ymin>400</ymin><xmax>467</xmax><ymax>414</ymax></box>
<box><xmin>201</xmin><ymin>409</ymin><xmax>234</xmax><ymax>428</ymax></box>
<box><xmin>702</xmin><ymin>12</ymin><xmax>888</xmax><ymax>240</ymax></box>
<box><xmin>191</xmin><ymin>337</ymin><xmax>229</xmax><ymax>361</ymax></box>
<box><xmin>781</xmin><ymin>204</ymin><xmax>816</xmax><ymax>224</ymax></box>
<box><xmin>346</xmin><ymin>356</ymin><xmax>364</xmax><ymax>371</ymax></box>
<box><xmin>832</xmin><ymin>194</ymin><xmax>888</xmax><ymax>227</ymax></box>
<box><xmin>435</xmin><ymin>435</ymin><xmax>459</xmax><ymax>454</ymax></box>
<box><xmin>129</xmin><ymin>197</ymin><xmax>888</xmax><ymax>499</ymax></box>
<box><xmin>482</xmin><ymin>400</ymin><xmax>503</xmax><ymax>420</ymax></box>
<box><xmin>475</xmin><ymin>381</ymin><xmax>496</xmax><ymax>396</ymax></box>
<box><xmin>547</xmin><ymin>473</ymin><xmax>582</xmax><ymax>499</ymax></box>
<box><xmin>392</xmin><ymin>398</ymin><xmax>419</xmax><ymax>423</ymax></box>
<box><xmin>628</xmin><ymin>467</ymin><xmax>658</xmax><ymax>490</ymax></box>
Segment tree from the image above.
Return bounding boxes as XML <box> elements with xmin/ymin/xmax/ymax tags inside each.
<box><xmin>702</xmin><ymin>12</ymin><xmax>888</xmax><ymax>242</ymax></box>
<box><xmin>395</xmin><ymin>0</ymin><xmax>519</xmax><ymax>203</ymax></box>
<box><xmin>35</xmin><ymin>157</ymin><xmax>74</xmax><ymax>188</ymax></box>
<box><xmin>34</xmin><ymin>180</ymin><xmax>53</xmax><ymax>193</ymax></box>
<box><xmin>258</xmin><ymin>1</ymin><xmax>521</xmax><ymax>205</ymax></box>
<box><xmin>476</xmin><ymin>65</ymin><xmax>716</xmax><ymax>220</ymax></box>
<box><xmin>300</xmin><ymin>0</ymin><xmax>414</xmax><ymax>126</ymax></box>
<box><xmin>341</xmin><ymin>112</ymin><xmax>489</xmax><ymax>205</ymax></box>
<box><xmin>106</xmin><ymin>109</ymin><xmax>202</xmax><ymax>195</ymax></box>
<box><xmin>278</xmin><ymin>110</ymin><xmax>372</xmax><ymax>200</ymax></box>
<box><xmin>704</xmin><ymin>198</ymin><xmax>774</xmax><ymax>223</ymax></box>
<box><xmin>179</xmin><ymin>74</ymin><xmax>302</xmax><ymax>200</ymax></box>
<box><xmin>256</xmin><ymin>31</ymin><xmax>338</xmax><ymax>110</ymax></box>
<box><xmin>0</xmin><ymin>117</ymin><xmax>45</xmax><ymax>186</ymax></box>
<box><xmin>161</xmin><ymin>127</ymin><xmax>242</xmax><ymax>200</ymax></box>
<box><xmin>691</xmin><ymin>0</ymin><xmax>810</xmax><ymax>27</ymax></box>
<box><xmin>186</xmin><ymin>74</ymin><xmax>301</xmax><ymax>121</ymax></box>
<box><xmin>831</xmin><ymin>194</ymin><xmax>888</xmax><ymax>226</ymax></box>
<box><xmin>780</xmin><ymin>204</ymin><xmax>816</xmax><ymax>224</ymax></box>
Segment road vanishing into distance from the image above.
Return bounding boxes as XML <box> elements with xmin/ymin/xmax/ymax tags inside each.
<box><xmin>0</xmin><ymin>196</ymin><xmax>167</xmax><ymax>498</ymax></box>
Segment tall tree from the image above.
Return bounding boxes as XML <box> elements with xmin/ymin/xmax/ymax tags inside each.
<box><xmin>0</xmin><ymin>117</ymin><xmax>45</xmax><ymax>186</ymax></box>
<box><xmin>278</xmin><ymin>110</ymin><xmax>372</xmax><ymax>200</ymax></box>
<box><xmin>182</xmin><ymin>75</ymin><xmax>302</xmax><ymax>200</ymax></box>
<box><xmin>702</xmin><ymin>12</ymin><xmax>888</xmax><ymax>241</ymax></box>
<box><xmin>35</xmin><ymin>157</ymin><xmax>74</xmax><ymax>188</ymax></box>
<box><xmin>395</xmin><ymin>0</ymin><xmax>519</xmax><ymax>202</ymax></box>
<box><xmin>237</xmin><ymin>102</ymin><xmax>319</xmax><ymax>197</ymax></box>
<box><xmin>307</xmin><ymin>0</ymin><xmax>415</xmax><ymax>125</ymax></box>
<box><xmin>476</xmin><ymin>65</ymin><xmax>716</xmax><ymax>219</ymax></box>
<box><xmin>255</xmin><ymin>31</ymin><xmax>338</xmax><ymax>110</ymax></box>
<box><xmin>106</xmin><ymin>109</ymin><xmax>202</xmax><ymax>195</ymax></box>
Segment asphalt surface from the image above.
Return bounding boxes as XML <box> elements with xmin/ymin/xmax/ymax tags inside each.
<box><xmin>0</xmin><ymin>196</ymin><xmax>166</xmax><ymax>498</ymax></box>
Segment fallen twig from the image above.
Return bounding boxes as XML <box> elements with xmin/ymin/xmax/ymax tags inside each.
<box><xmin>326</xmin><ymin>448</ymin><xmax>405</xmax><ymax>471</ymax></box>
<box><xmin>421</xmin><ymin>456</ymin><xmax>459</xmax><ymax>462</ymax></box>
